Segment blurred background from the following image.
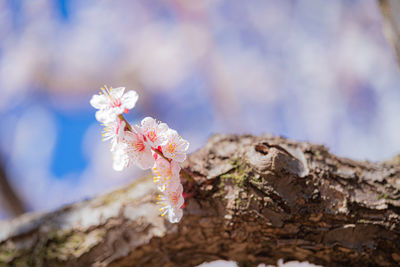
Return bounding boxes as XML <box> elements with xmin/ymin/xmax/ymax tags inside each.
<box><xmin>0</xmin><ymin>0</ymin><xmax>400</xmax><ymax>219</ymax></box>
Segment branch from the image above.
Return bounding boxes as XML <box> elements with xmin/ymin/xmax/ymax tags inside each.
<box><xmin>0</xmin><ymin>158</ymin><xmax>25</xmax><ymax>217</ymax></box>
<box><xmin>379</xmin><ymin>0</ymin><xmax>400</xmax><ymax>66</ymax></box>
<box><xmin>0</xmin><ymin>134</ymin><xmax>399</xmax><ymax>266</ymax></box>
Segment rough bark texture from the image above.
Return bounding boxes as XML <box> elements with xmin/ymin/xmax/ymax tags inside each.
<box><xmin>0</xmin><ymin>134</ymin><xmax>399</xmax><ymax>267</ymax></box>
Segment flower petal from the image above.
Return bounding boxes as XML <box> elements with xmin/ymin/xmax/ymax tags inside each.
<box><xmin>158</xmin><ymin>123</ymin><xmax>169</xmax><ymax>133</ymax></box>
<box><xmin>122</xmin><ymin>90</ymin><xmax>139</xmax><ymax>110</ymax></box>
<box><xmin>95</xmin><ymin>109</ymin><xmax>116</xmax><ymax>123</ymax></box>
<box><xmin>177</xmin><ymin>140</ymin><xmax>189</xmax><ymax>151</ymax></box>
<box><xmin>166</xmin><ymin>174</ymin><xmax>181</xmax><ymax>193</ymax></box>
<box><xmin>90</xmin><ymin>94</ymin><xmax>108</xmax><ymax>109</ymax></box>
<box><xmin>133</xmin><ymin>124</ymin><xmax>145</xmax><ymax>136</ymax></box>
<box><xmin>112</xmin><ymin>144</ymin><xmax>129</xmax><ymax>171</ymax></box>
<box><xmin>171</xmin><ymin>160</ymin><xmax>181</xmax><ymax>177</ymax></box>
<box><xmin>173</xmin><ymin>153</ymin><xmax>186</xmax><ymax>163</ymax></box>
<box><xmin>135</xmin><ymin>147</ymin><xmax>155</xmax><ymax>170</ymax></box>
<box><xmin>110</xmin><ymin>87</ymin><xmax>125</xmax><ymax>99</ymax></box>
<box><xmin>168</xmin><ymin>208</ymin><xmax>183</xmax><ymax>223</ymax></box>
<box><xmin>141</xmin><ymin>116</ymin><xmax>156</xmax><ymax>128</ymax></box>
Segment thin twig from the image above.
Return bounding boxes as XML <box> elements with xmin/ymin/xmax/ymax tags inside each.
<box><xmin>118</xmin><ymin>114</ymin><xmax>133</xmax><ymax>132</ymax></box>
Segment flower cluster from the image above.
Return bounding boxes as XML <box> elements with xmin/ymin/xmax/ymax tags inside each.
<box><xmin>90</xmin><ymin>86</ymin><xmax>189</xmax><ymax>223</ymax></box>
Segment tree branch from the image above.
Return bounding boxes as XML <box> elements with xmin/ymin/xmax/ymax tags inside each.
<box><xmin>0</xmin><ymin>158</ymin><xmax>25</xmax><ymax>217</ymax></box>
<box><xmin>0</xmin><ymin>134</ymin><xmax>399</xmax><ymax>266</ymax></box>
<box><xmin>379</xmin><ymin>0</ymin><xmax>400</xmax><ymax>66</ymax></box>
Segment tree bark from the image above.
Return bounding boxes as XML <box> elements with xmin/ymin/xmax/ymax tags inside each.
<box><xmin>0</xmin><ymin>134</ymin><xmax>399</xmax><ymax>267</ymax></box>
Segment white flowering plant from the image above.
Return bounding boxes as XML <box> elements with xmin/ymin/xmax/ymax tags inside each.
<box><xmin>90</xmin><ymin>85</ymin><xmax>190</xmax><ymax>223</ymax></box>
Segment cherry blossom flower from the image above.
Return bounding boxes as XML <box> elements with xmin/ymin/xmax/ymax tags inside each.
<box><xmin>152</xmin><ymin>157</ymin><xmax>181</xmax><ymax>192</ymax></box>
<box><xmin>112</xmin><ymin>131</ymin><xmax>154</xmax><ymax>171</ymax></box>
<box><xmin>156</xmin><ymin>183</ymin><xmax>184</xmax><ymax>223</ymax></box>
<box><xmin>134</xmin><ymin>117</ymin><xmax>169</xmax><ymax>148</ymax></box>
<box><xmin>90</xmin><ymin>86</ymin><xmax>138</xmax><ymax>123</ymax></box>
<box><xmin>161</xmin><ymin>129</ymin><xmax>189</xmax><ymax>162</ymax></box>
<box><xmin>124</xmin><ymin>131</ymin><xmax>154</xmax><ymax>170</ymax></box>
<box><xmin>90</xmin><ymin>87</ymin><xmax>190</xmax><ymax>223</ymax></box>
<box><xmin>102</xmin><ymin>118</ymin><xmax>126</xmax><ymax>151</ymax></box>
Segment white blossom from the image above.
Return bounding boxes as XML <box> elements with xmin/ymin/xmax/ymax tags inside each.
<box><xmin>102</xmin><ymin>118</ymin><xmax>126</xmax><ymax>151</ymax></box>
<box><xmin>90</xmin><ymin>86</ymin><xmax>138</xmax><ymax>123</ymax></box>
<box><xmin>112</xmin><ymin>142</ymin><xmax>130</xmax><ymax>171</ymax></box>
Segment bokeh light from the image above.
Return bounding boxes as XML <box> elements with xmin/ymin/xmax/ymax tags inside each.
<box><xmin>0</xmin><ymin>0</ymin><xmax>399</xmax><ymax>219</ymax></box>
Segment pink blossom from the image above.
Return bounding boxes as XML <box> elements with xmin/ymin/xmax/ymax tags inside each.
<box><xmin>134</xmin><ymin>117</ymin><xmax>169</xmax><ymax>148</ymax></box>
<box><xmin>156</xmin><ymin>184</ymin><xmax>184</xmax><ymax>223</ymax></box>
<box><xmin>161</xmin><ymin>129</ymin><xmax>189</xmax><ymax>162</ymax></box>
<box><xmin>124</xmin><ymin>131</ymin><xmax>154</xmax><ymax>170</ymax></box>
<box><xmin>152</xmin><ymin>157</ymin><xmax>181</xmax><ymax>192</ymax></box>
<box><xmin>111</xmin><ymin>130</ymin><xmax>154</xmax><ymax>171</ymax></box>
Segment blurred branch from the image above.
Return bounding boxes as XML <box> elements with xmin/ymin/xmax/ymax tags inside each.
<box><xmin>379</xmin><ymin>0</ymin><xmax>400</xmax><ymax>65</ymax></box>
<box><xmin>0</xmin><ymin>159</ymin><xmax>25</xmax><ymax>217</ymax></box>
